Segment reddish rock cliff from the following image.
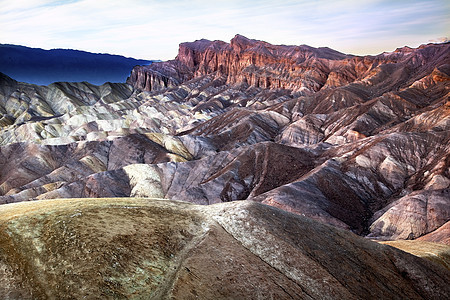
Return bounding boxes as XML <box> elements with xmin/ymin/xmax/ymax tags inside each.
<box><xmin>127</xmin><ymin>34</ymin><xmax>356</xmax><ymax>93</ymax></box>
<box><xmin>127</xmin><ymin>35</ymin><xmax>449</xmax><ymax>96</ymax></box>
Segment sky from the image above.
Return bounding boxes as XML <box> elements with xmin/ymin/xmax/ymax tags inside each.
<box><xmin>1</xmin><ymin>0</ymin><xmax>448</xmax><ymax>60</ymax></box>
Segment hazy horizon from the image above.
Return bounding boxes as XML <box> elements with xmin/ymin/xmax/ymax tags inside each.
<box><xmin>1</xmin><ymin>0</ymin><xmax>449</xmax><ymax>60</ymax></box>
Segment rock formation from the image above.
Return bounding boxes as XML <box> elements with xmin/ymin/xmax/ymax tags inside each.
<box><xmin>0</xmin><ymin>35</ymin><xmax>449</xmax><ymax>246</ymax></box>
<box><xmin>0</xmin><ymin>198</ymin><xmax>448</xmax><ymax>299</ymax></box>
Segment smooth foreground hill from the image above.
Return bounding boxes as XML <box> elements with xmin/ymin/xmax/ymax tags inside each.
<box><xmin>0</xmin><ymin>44</ymin><xmax>153</xmax><ymax>85</ymax></box>
<box><xmin>0</xmin><ymin>198</ymin><xmax>449</xmax><ymax>299</ymax></box>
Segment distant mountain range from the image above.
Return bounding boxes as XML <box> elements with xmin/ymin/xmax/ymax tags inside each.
<box><xmin>0</xmin><ymin>44</ymin><xmax>154</xmax><ymax>85</ymax></box>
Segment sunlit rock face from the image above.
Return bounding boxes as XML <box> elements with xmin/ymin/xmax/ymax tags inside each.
<box><xmin>127</xmin><ymin>34</ymin><xmax>354</xmax><ymax>93</ymax></box>
<box><xmin>1</xmin><ymin>36</ymin><xmax>449</xmax><ymax>244</ymax></box>
<box><xmin>0</xmin><ymin>199</ymin><xmax>449</xmax><ymax>299</ymax></box>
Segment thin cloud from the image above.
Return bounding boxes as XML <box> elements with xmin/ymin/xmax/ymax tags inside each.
<box><xmin>429</xmin><ymin>37</ymin><xmax>449</xmax><ymax>43</ymax></box>
<box><xmin>0</xmin><ymin>0</ymin><xmax>448</xmax><ymax>59</ymax></box>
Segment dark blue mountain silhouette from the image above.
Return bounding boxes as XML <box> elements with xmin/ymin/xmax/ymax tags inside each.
<box><xmin>0</xmin><ymin>44</ymin><xmax>154</xmax><ymax>85</ymax></box>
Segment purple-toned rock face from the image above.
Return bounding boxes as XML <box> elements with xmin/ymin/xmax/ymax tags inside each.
<box><xmin>0</xmin><ymin>36</ymin><xmax>449</xmax><ymax>248</ymax></box>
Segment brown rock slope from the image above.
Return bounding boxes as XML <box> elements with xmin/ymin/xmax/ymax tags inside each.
<box><xmin>0</xmin><ymin>36</ymin><xmax>449</xmax><ymax>244</ymax></box>
<box><xmin>0</xmin><ymin>198</ymin><xmax>449</xmax><ymax>299</ymax></box>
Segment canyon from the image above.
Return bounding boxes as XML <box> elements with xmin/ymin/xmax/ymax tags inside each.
<box><xmin>0</xmin><ymin>35</ymin><xmax>449</xmax><ymax>298</ymax></box>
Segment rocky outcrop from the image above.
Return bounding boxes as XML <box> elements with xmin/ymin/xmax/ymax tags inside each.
<box><xmin>127</xmin><ymin>34</ymin><xmax>355</xmax><ymax>93</ymax></box>
<box><xmin>368</xmin><ymin>189</ymin><xmax>450</xmax><ymax>240</ymax></box>
<box><xmin>417</xmin><ymin>222</ymin><xmax>450</xmax><ymax>245</ymax></box>
<box><xmin>0</xmin><ymin>198</ymin><xmax>449</xmax><ymax>299</ymax></box>
<box><xmin>127</xmin><ymin>35</ymin><xmax>450</xmax><ymax>98</ymax></box>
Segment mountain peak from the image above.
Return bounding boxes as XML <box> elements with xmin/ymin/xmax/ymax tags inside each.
<box><xmin>230</xmin><ymin>34</ymin><xmax>259</xmax><ymax>51</ymax></box>
<box><xmin>179</xmin><ymin>38</ymin><xmax>214</xmax><ymax>52</ymax></box>
<box><xmin>231</xmin><ymin>34</ymin><xmax>253</xmax><ymax>43</ymax></box>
